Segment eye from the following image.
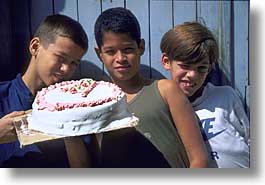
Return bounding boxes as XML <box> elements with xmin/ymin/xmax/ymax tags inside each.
<box><xmin>54</xmin><ymin>54</ymin><xmax>66</xmax><ymax>63</ymax></box>
<box><xmin>177</xmin><ymin>64</ymin><xmax>190</xmax><ymax>70</ymax></box>
<box><xmin>197</xmin><ymin>66</ymin><xmax>209</xmax><ymax>73</ymax></box>
<box><xmin>104</xmin><ymin>49</ymin><xmax>115</xmax><ymax>56</ymax></box>
<box><xmin>70</xmin><ymin>61</ymin><xmax>79</xmax><ymax>67</ymax></box>
<box><xmin>122</xmin><ymin>47</ymin><xmax>135</xmax><ymax>54</ymax></box>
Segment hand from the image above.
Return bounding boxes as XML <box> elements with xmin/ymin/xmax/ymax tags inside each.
<box><xmin>0</xmin><ymin>111</ymin><xmax>25</xmax><ymax>139</ymax></box>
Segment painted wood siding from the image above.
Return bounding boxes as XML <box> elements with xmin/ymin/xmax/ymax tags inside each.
<box><xmin>0</xmin><ymin>0</ymin><xmax>249</xmax><ymax>115</ymax></box>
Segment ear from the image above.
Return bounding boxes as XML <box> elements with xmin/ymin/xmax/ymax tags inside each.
<box><xmin>161</xmin><ymin>53</ymin><xmax>171</xmax><ymax>70</ymax></box>
<box><xmin>139</xmin><ymin>39</ymin><xmax>145</xmax><ymax>56</ymax></box>
<box><xmin>29</xmin><ymin>37</ymin><xmax>41</xmax><ymax>56</ymax></box>
<box><xmin>94</xmin><ymin>47</ymin><xmax>103</xmax><ymax>63</ymax></box>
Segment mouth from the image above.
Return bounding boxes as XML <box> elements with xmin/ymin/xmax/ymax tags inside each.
<box><xmin>181</xmin><ymin>81</ymin><xmax>196</xmax><ymax>88</ymax></box>
<box><xmin>53</xmin><ymin>73</ymin><xmax>64</xmax><ymax>82</ymax></box>
<box><xmin>114</xmin><ymin>65</ymin><xmax>131</xmax><ymax>72</ymax></box>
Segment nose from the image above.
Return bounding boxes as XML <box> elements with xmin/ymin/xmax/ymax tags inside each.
<box><xmin>186</xmin><ymin>69</ymin><xmax>197</xmax><ymax>78</ymax></box>
<box><xmin>60</xmin><ymin>63</ymin><xmax>74</xmax><ymax>74</ymax></box>
<box><xmin>115</xmin><ymin>51</ymin><xmax>127</xmax><ymax>63</ymax></box>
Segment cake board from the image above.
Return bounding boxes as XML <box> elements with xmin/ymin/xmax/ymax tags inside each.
<box><xmin>2</xmin><ymin>110</ymin><xmax>139</xmax><ymax>148</ymax></box>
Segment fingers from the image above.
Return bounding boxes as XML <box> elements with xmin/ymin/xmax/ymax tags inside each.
<box><xmin>0</xmin><ymin>117</ymin><xmax>14</xmax><ymax>130</ymax></box>
<box><xmin>2</xmin><ymin>111</ymin><xmax>26</xmax><ymax>119</ymax></box>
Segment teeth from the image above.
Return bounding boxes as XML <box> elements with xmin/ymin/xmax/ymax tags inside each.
<box><xmin>183</xmin><ymin>82</ymin><xmax>195</xmax><ymax>87</ymax></box>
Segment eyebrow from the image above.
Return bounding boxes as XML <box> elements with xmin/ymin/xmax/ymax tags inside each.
<box><xmin>55</xmin><ymin>51</ymin><xmax>81</xmax><ymax>65</ymax></box>
<box><xmin>102</xmin><ymin>42</ymin><xmax>136</xmax><ymax>49</ymax></box>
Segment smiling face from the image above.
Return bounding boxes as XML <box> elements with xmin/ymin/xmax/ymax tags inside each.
<box><xmin>32</xmin><ymin>36</ymin><xmax>86</xmax><ymax>87</ymax></box>
<box><xmin>96</xmin><ymin>32</ymin><xmax>144</xmax><ymax>82</ymax></box>
<box><xmin>162</xmin><ymin>54</ymin><xmax>211</xmax><ymax>98</ymax></box>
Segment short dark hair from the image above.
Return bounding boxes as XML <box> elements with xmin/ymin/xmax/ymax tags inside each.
<box><xmin>94</xmin><ymin>7</ymin><xmax>141</xmax><ymax>48</ymax></box>
<box><xmin>34</xmin><ymin>14</ymin><xmax>88</xmax><ymax>51</ymax></box>
<box><xmin>160</xmin><ymin>22</ymin><xmax>219</xmax><ymax>65</ymax></box>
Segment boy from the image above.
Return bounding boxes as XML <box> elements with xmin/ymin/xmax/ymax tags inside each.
<box><xmin>0</xmin><ymin>14</ymin><xmax>89</xmax><ymax>167</ymax></box>
<box><xmin>94</xmin><ymin>7</ymin><xmax>208</xmax><ymax>168</ymax></box>
<box><xmin>160</xmin><ymin>21</ymin><xmax>250</xmax><ymax>168</ymax></box>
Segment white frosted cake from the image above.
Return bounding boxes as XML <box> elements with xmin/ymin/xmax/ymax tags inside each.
<box><xmin>27</xmin><ymin>78</ymin><xmax>137</xmax><ymax>136</ymax></box>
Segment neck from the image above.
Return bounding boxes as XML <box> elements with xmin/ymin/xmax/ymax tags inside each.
<box><xmin>111</xmin><ymin>74</ymin><xmax>148</xmax><ymax>102</ymax></box>
<box><xmin>22</xmin><ymin>61</ymin><xmax>45</xmax><ymax>96</ymax></box>
<box><xmin>112</xmin><ymin>75</ymin><xmax>143</xmax><ymax>93</ymax></box>
<box><xmin>189</xmin><ymin>85</ymin><xmax>205</xmax><ymax>103</ymax></box>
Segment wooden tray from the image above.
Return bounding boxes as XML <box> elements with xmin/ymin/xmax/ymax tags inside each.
<box><xmin>10</xmin><ymin>110</ymin><xmax>138</xmax><ymax>148</ymax></box>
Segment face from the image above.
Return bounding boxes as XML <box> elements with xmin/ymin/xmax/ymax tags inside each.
<box><xmin>32</xmin><ymin>36</ymin><xmax>86</xmax><ymax>86</ymax></box>
<box><xmin>162</xmin><ymin>55</ymin><xmax>211</xmax><ymax>98</ymax></box>
<box><xmin>95</xmin><ymin>32</ymin><xmax>144</xmax><ymax>82</ymax></box>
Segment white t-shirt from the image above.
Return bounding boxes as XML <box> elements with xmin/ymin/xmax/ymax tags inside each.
<box><xmin>192</xmin><ymin>83</ymin><xmax>250</xmax><ymax>168</ymax></box>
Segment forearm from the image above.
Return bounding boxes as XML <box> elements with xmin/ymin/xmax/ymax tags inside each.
<box><xmin>188</xmin><ymin>154</ymin><xmax>209</xmax><ymax>168</ymax></box>
<box><xmin>64</xmin><ymin>137</ymin><xmax>91</xmax><ymax>168</ymax></box>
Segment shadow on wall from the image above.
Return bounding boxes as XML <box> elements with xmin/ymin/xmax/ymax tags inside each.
<box><xmin>71</xmin><ymin>60</ymin><xmax>110</xmax><ymax>81</ymax></box>
<box><xmin>140</xmin><ymin>64</ymin><xmax>166</xmax><ymax>80</ymax></box>
<box><xmin>71</xmin><ymin>61</ymin><xmax>167</xmax><ymax>81</ymax></box>
<box><xmin>205</xmin><ymin>63</ymin><xmax>222</xmax><ymax>86</ymax></box>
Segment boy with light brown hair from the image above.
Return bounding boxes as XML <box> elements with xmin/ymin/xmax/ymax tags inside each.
<box><xmin>161</xmin><ymin>21</ymin><xmax>250</xmax><ymax>168</ymax></box>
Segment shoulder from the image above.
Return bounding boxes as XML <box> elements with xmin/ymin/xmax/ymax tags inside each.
<box><xmin>157</xmin><ymin>79</ymin><xmax>179</xmax><ymax>90</ymax></box>
<box><xmin>157</xmin><ymin>79</ymin><xmax>180</xmax><ymax>93</ymax></box>
<box><xmin>206</xmin><ymin>83</ymin><xmax>238</xmax><ymax>100</ymax></box>
<box><xmin>0</xmin><ymin>80</ymin><xmax>12</xmax><ymax>98</ymax></box>
<box><xmin>157</xmin><ymin>79</ymin><xmax>185</xmax><ymax>103</ymax></box>
<box><xmin>200</xmin><ymin>83</ymin><xmax>244</xmax><ymax>111</ymax></box>
<box><xmin>0</xmin><ymin>80</ymin><xmax>13</xmax><ymax>115</ymax></box>
<box><xmin>0</xmin><ymin>75</ymin><xmax>23</xmax><ymax>103</ymax></box>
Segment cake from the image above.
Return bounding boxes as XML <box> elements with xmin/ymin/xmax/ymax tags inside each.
<box><xmin>27</xmin><ymin>78</ymin><xmax>137</xmax><ymax>136</ymax></box>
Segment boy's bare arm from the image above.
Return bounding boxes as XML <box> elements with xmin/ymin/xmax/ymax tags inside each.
<box><xmin>64</xmin><ymin>136</ymin><xmax>92</xmax><ymax>168</ymax></box>
<box><xmin>158</xmin><ymin>79</ymin><xmax>208</xmax><ymax>168</ymax></box>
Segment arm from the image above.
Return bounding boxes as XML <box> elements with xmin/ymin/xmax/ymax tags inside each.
<box><xmin>158</xmin><ymin>79</ymin><xmax>208</xmax><ymax>168</ymax></box>
<box><xmin>64</xmin><ymin>136</ymin><xmax>91</xmax><ymax>168</ymax></box>
<box><xmin>230</xmin><ymin>91</ymin><xmax>250</xmax><ymax>145</ymax></box>
<box><xmin>64</xmin><ymin>134</ymin><xmax>100</xmax><ymax>168</ymax></box>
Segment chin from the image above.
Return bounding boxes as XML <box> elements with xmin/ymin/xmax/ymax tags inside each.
<box><xmin>186</xmin><ymin>92</ymin><xmax>193</xmax><ymax>97</ymax></box>
<box><xmin>180</xmin><ymin>87</ymin><xmax>190</xmax><ymax>96</ymax></box>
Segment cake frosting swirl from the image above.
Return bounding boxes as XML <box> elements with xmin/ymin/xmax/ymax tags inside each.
<box><xmin>27</xmin><ymin>78</ymin><xmax>136</xmax><ymax>136</ymax></box>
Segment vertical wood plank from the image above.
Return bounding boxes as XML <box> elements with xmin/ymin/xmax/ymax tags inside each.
<box><xmin>233</xmin><ymin>0</ymin><xmax>249</xmax><ymax>104</ymax></box>
<box><xmin>197</xmin><ymin>0</ymin><xmax>219</xmax><ymax>33</ymax></box>
<box><xmin>173</xmin><ymin>0</ymin><xmax>196</xmax><ymax>26</ymax></box>
<box><xmin>126</xmin><ymin>0</ymin><xmax>151</xmax><ymax>78</ymax></box>
<box><xmin>150</xmin><ymin>0</ymin><xmax>172</xmax><ymax>79</ymax></box>
<box><xmin>10</xmin><ymin>0</ymin><xmax>31</xmax><ymax>76</ymax></box>
<box><xmin>78</xmin><ymin>0</ymin><xmax>104</xmax><ymax>80</ymax></box>
<box><xmin>0</xmin><ymin>0</ymin><xmax>13</xmax><ymax>81</ymax></box>
<box><xmin>54</xmin><ymin>0</ymin><xmax>78</xmax><ymax>20</ymax></box>
<box><xmin>102</xmin><ymin>0</ymin><xmax>125</xmax><ymax>10</ymax></box>
<box><xmin>30</xmin><ymin>0</ymin><xmax>53</xmax><ymax>34</ymax></box>
<box><xmin>219</xmin><ymin>0</ymin><xmax>232</xmax><ymax>86</ymax></box>
<box><xmin>245</xmin><ymin>85</ymin><xmax>250</xmax><ymax>119</ymax></box>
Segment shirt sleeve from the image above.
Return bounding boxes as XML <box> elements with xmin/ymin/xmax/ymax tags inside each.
<box><xmin>229</xmin><ymin>90</ymin><xmax>250</xmax><ymax>146</ymax></box>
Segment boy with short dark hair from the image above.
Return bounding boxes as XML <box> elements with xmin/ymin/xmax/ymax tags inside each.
<box><xmin>0</xmin><ymin>14</ymin><xmax>89</xmax><ymax>167</ymax></box>
<box><xmin>94</xmin><ymin>7</ymin><xmax>208</xmax><ymax>168</ymax></box>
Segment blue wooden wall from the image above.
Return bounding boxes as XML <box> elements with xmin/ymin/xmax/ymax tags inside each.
<box><xmin>1</xmin><ymin>0</ymin><xmax>250</xmax><ymax>115</ymax></box>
